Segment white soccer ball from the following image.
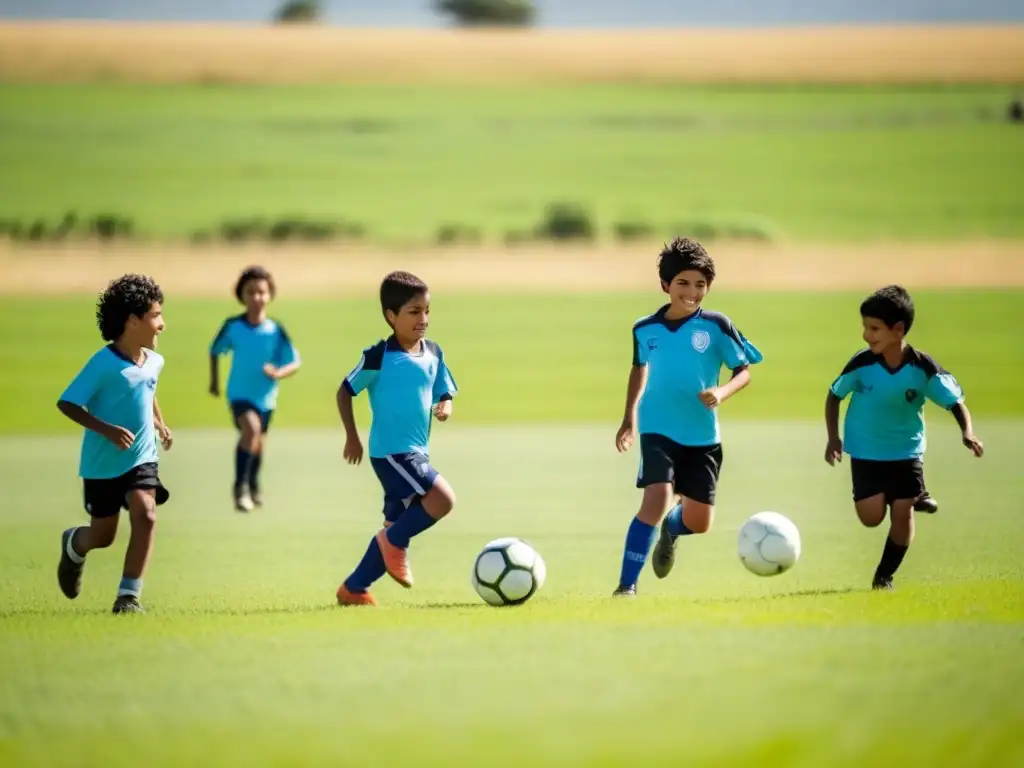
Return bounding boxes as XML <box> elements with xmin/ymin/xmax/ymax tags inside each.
<box><xmin>471</xmin><ymin>537</ymin><xmax>546</xmax><ymax>606</ymax></box>
<box><xmin>737</xmin><ymin>511</ymin><xmax>801</xmax><ymax>576</ymax></box>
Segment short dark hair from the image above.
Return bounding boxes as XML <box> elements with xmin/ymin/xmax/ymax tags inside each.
<box><xmin>234</xmin><ymin>265</ymin><xmax>276</xmax><ymax>302</ymax></box>
<box><xmin>95</xmin><ymin>274</ymin><xmax>164</xmax><ymax>342</ymax></box>
<box><xmin>860</xmin><ymin>285</ymin><xmax>915</xmax><ymax>334</ymax></box>
<box><xmin>380</xmin><ymin>271</ymin><xmax>428</xmax><ymax>319</ymax></box>
<box><xmin>658</xmin><ymin>237</ymin><xmax>715</xmax><ymax>285</ymax></box>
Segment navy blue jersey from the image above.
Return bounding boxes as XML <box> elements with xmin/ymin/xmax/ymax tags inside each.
<box><xmin>632</xmin><ymin>306</ymin><xmax>762</xmax><ymax>447</ymax></box>
<box><xmin>830</xmin><ymin>346</ymin><xmax>963</xmax><ymax>461</ymax></box>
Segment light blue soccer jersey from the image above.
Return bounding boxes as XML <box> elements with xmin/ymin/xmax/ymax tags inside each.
<box><xmin>210</xmin><ymin>315</ymin><xmax>299</xmax><ymax>412</ymax></box>
<box><xmin>632</xmin><ymin>306</ymin><xmax>763</xmax><ymax>447</ymax></box>
<box><xmin>60</xmin><ymin>345</ymin><xmax>164</xmax><ymax>479</ymax></box>
<box><xmin>830</xmin><ymin>346</ymin><xmax>963</xmax><ymax>461</ymax></box>
<box><xmin>343</xmin><ymin>337</ymin><xmax>458</xmax><ymax>458</ymax></box>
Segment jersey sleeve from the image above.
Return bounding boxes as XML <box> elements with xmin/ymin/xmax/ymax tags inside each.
<box><xmin>713</xmin><ymin>318</ymin><xmax>763</xmax><ymax>371</ymax></box>
<box><xmin>830</xmin><ymin>353</ymin><xmax>866</xmax><ymax>400</ymax></box>
<box><xmin>432</xmin><ymin>346</ymin><xmax>458</xmax><ymax>403</ymax></box>
<box><xmin>60</xmin><ymin>353</ymin><xmax>106</xmax><ymax>408</ymax></box>
<box><xmin>272</xmin><ymin>324</ymin><xmax>300</xmax><ymax>367</ymax></box>
<box><xmin>342</xmin><ymin>342</ymin><xmax>383</xmax><ymax>397</ymax></box>
<box><xmin>925</xmin><ymin>368</ymin><xmax>964</xmax><ymax>409</ymax></box>
<box><xmin>210</xmin><ymin>319</ymin><xmax>234</xmax><ymax>356</ymax></box>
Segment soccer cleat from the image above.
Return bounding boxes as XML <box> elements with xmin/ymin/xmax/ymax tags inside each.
<box><xmin>57</xmin><ymin>527</ymin><xmax>84</xmax><ymax>599</ymax></box>
<box><xmin>336</xmin><ymin>584</ymin><xmax>377</xmax><ymax>607</ymax></box>
<box><xmin>871</xmin><ymin>574</ymin><xmax>894</xmax><ymax>591</ymax></box>
<box><xmin>112</xmin><ymin>595</ymin><xmax>144</xmax><ymax>614</ymax></box>
<box><xmin>651</xmin><ymin>521</ymin><xmax>677</xmax><ymax>579</ymax></box>
<box><xmin>612</xmin><ymin>584</ymin><xmax>637</xmax><ymax>598</ymax></box>
<box><xmin>913</xmin><ymin>493</ymin><xmax>939</xmax><ymax>514</ymax></box>
<box><xmin>375</xmin><ymin>529</ymin><xmax>413</xmax><ymax>588</ymax></box>
<box><xmin>234</xmin><ymin>486</ymin><xmax>255</xmax><ymax>513</ymax></box>
<box><xmin>250</xmin><ymin>488</ymin><xmax>263</xmax><ymax>508</ymax></box>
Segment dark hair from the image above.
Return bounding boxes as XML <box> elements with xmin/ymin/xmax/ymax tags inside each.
<box><xmin>235</xmin><ymin>265</ymin><xmax>276</xmax><ymax>302</ymax></box>
<box><xmin>380</xmin><ymin>271</ymin><xmax>428</xmax><ymax>320</ymax></box>
<box><xmin>860</xmin><ymin>285</ymin><xmax>915</xmax><ymax>334</ymax></box>
<box><xmin>95</xmin><ymin>274</ymin><xmax>164</xmax><ymax>342</ymax></box>
<box><xmin>658</xmin><ymin>237</ymin><xmax>715</xmax><ymax>285</ymax></box>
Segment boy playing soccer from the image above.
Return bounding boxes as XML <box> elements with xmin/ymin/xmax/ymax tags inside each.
<box><xmin>209</xmin><ymin>266</ymin><xmax>301</xmax><ymax>512</ymax></box>
<box><xmin>335</xmin><ymin>271</ymin><xmax>458</xmax><ymax>606</ymax></box>
<box><xmin>614</xmin><ymin>237</ymin><xmax>762</xmax><ymax>597</ymax></box>
<box><xmin>825</xmin><ymin>285</ymin><xmax>983</xmax><ymax>590</ymax></box>
<box><xmin>56</xmin><ymin>274</ymin><xmax>172</xmax><ymax>614</ymax></box>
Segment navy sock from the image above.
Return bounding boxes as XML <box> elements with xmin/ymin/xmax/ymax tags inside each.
<box><xmin>385</xmin><ymin>499</ymin><xmax>437</xmax><ymax>549</ymax></box>
<box><xmin>876</xmin><ymin>535</ymin><xmax>909</xmax><ymax>580</ymax></box>
<box><xmin>619</xmin><ymin>517</ymin><xmax>657</xmax><ymax>589</ymax></box>
<box><xmin>665</xmin><ymin>504</ymin><xmax>695</xmax><ymax>538</ymax></box>
<box><xmin>234</xmin><ymin>447</ymin><xmax>253</xmax><ymax>490</ymax></box>
<box><xmin>344</xmin><ymin>537</ymin><xmax>386</xmax><ymax>593</ymax></box>
<box><xmin>249</xmin><ymin>452</ymin><xmax>263</xmax><ymax>492</ymax></box>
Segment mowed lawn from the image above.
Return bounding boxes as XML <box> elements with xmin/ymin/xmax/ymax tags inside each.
<box><xmin>0</xmin><ymin>84</ymin><xmax>1020</xmax><ymax>240</ymax></box>
<box><xmin>0</xmin><ymin>423</ymin><xmax>1022</xmax><ymax>767</ymax></box>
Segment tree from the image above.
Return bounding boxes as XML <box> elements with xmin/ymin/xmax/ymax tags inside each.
<box><xmin>435</xmin><ymin>0</ymin><xmax>536</xmax><ymax>28</ymax></box>
<box><xmin>274</xmin><ymin>0</ymin><xmax>323</xmax><ymax>24</ymax></box>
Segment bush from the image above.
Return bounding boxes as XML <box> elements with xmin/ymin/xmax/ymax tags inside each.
<box><xmin>436</xmin><ymin>223</ymin><xmax>482</xmax><ymax>246</ymax></box>
<box><xmin>273</xmin><ymin>0</ymin><xmax>323</xmax><ymax>24</ymax></box>
<box><xmin>435</xmin><ymin>0</ymin><xmax>535</xmax><ymax>27</ymax></box>
<box><xmin>614</xmin><ymin>220</ymin><xmax>655</xmax><ymax>241</ymax></box>
<box><xmin>534</xmin><ymin>202</ymin><xmax>595</xmax><ymax>242</ymax></box>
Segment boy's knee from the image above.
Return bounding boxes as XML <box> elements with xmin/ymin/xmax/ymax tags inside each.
<box><xmin>129</xmin><ymin>497</ymin><xmax>158</xmax><ymax>528</ymax></box>
<box><xmin>91</xmin><ymin>527</ymin><xmax>117</xmax><ymax>549</ymax></box>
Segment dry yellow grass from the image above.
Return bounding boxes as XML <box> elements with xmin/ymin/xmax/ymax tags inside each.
<box><xmin>2</xmin><ymin>241</ymin><xmax>1020</xmax><ymax>297</ymax></box>
<box><xmin>0</xmin><ymin>23</ymin><xmax>1022</xmax><ymax>84</ymax></box>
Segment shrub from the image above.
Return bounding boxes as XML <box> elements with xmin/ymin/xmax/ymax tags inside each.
<box><xmin>435</xmin><ymin>0</ymin><xmax>535</xmax><ymax>28</ymax></box>
<box><xmin>534</xmin><ymin>202</ymin><xmax>595</xmax><ymax>241</ymax></box>
<box><xmin>274</xmin><ymin>0</ymin><xmax>322</xmax><ymax>24</ymax></box>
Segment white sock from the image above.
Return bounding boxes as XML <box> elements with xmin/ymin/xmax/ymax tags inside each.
<box><xmin>65</xmin><ymin>528</ymin><xmax>85</xmax><ymax>565</ymax></box>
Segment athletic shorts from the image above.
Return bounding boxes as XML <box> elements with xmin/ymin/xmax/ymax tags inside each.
<box><xmin>636</xmin><ymin>433</ymin><xmax>723</xmax><ymax>505</ymax></box>
<box><xmin>82</xmin><ymin>462</ymin><xmax>169</xmax><ymax>519</ymax></box>
<box><xmin>370</xmin><ymin>452</ymin><xmax>439</xmax><ymax>524</ymax></box>
<box><xmin>230</xmin><ymin>400</ymin><xmax>274</xmax><ymax>433</ymax></box>
<box><xmin>850</xmin><ymin>458</ymin><xmax>925</xmax><ymax>504</ymax></box>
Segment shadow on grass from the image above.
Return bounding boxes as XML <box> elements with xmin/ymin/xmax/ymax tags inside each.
<box><xmin>415</xmin><ymin>601</ymin><xmax>490</xmax><ymax>610</ymax></box>
<box><xmin>692</xmin><ymin>587</ymin><xmax>857</xmax><ymax>606</ymax></box>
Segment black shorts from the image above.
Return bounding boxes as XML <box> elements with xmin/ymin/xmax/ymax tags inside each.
<box><xmin>82</xmin><ymin>462</ymin><xmax>170</xmax><ymax>519</ymax></box>
<box><xmin>636</xmin><ymin>433</ymin><xmax>723</xmax><ymax>505</ymax></box>
<box><xmin>850</xmin><ymin>458</ymin><xmax>925</xmax><ymax>504</ymax></box>
<box><xmin>230</xmin><ymin>400</ymin><xmax>274</xmax><ymax>433</ymax></box>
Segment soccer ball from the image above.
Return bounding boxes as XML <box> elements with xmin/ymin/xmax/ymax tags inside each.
<box><xmin>737</xmin><ymin>511</ymin><xmax>801</xmax><ymax>576</ymax></box>
<box><xmin>471</xmin><ymin>537</ymin><xmax>546</xmax><ymax>606</ymax></box>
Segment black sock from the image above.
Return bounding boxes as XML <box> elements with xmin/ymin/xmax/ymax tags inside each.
<box><xmin>249</xmin><ymin>452</ymin><xmax>262</xmax><ymax>492</ymax></box>
<box><xmin>235</xmin><ymin>447</ymin><xmax>253</xmax><ymax>491</ymax></box>
<box><xmin>875</xmin><ymin>535</ymin><xmax>909</xmax><ymax>580</ymax></box>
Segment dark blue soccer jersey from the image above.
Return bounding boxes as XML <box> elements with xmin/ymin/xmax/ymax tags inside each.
<box><xmin>830</xmin><ymin>346</ymin><xmax>963</xmax><ymax>461</ymax></box>
<box><xmin>343</xmin><ymin>337</ymin><xmax>457</xmax><ymax>458</ymax></box>
<box><xmin>632</xmin><ymin>306</ymin><xmax>762</xmax><ymax>447</ymax></box>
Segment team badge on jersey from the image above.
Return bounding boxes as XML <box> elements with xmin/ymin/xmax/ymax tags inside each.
<box><xmin>691</xmin><ymin>330</ymin><xmax>711</xmax><ymax>353</ymax></box>
<box><xmin>905</xmin><ymin>389</ymin><xmax>920</xmax><ymax>403</ymax></box>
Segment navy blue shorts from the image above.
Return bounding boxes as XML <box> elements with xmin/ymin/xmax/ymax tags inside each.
<box><xmin>370</xmin><ymin>452</ymin><xmax>439</xmax><ymax>523</ymax></box>
<box><xmin>230</xmin><ymin>400</ymin><xmax>273</xmax><ymax>433</ymax></box>
<box><xmin>637</xmin><ymin>433</ymin><xmax>723</xmax><ymax>505</ymax></box>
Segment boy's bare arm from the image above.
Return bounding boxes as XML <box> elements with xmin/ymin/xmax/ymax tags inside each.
<box><xmin>824</xmin><ymin>392</ymin><xmax>843</xmax><ymax>465</ymax></box>
<box><xmin>265</xmin><ymin>360</ymin><xmax>301</xmax><ymax>380</ymax></box>
<box><xmin>699</xmin><ymin>366</ymin><xmax>750</xmax><ymax>408</ymax></box>
<box><xmin>951</xmin><ymin>402</ymin><xmax>984</xmax><ymax>457</ymax></box>
<box><xmin>208</xmin><ymin>355</ymin><xmax>220</xmax><ymax>396</ymax></box>
<box><xmin>153</xmin><ymin>397</ymin><xmax>173</xmax><ymax>450</ymax></box>
<box><xmin>57</xmin><ymin>400</ymin><xmax>134</xmax><ymax>450</ymax></box>
<box><xmin>615</xmin><ymin>365</ymin><xmax>647</xmax><ymax>452</ymax></box>
<box><xmin>337</xmin><ymin>385</ymin><xmax>363</xmax><ymax>464</ymax></box>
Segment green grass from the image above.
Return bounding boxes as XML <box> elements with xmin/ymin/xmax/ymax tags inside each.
<box><xmin>0</xmin><ymin>290</ymin><xmax>1020</xmax><ymax>435</ymax></box>
<box><xmin>1</xmin><ymin>423</ymin><xmax>1022</xmax><ymax>767</ymax></box>
<box><xmin>0</xmin><ymin>83</ymin><xmax>1021</xmax><ymax>241</ymax></box>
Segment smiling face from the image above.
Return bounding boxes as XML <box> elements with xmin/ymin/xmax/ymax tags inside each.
<box><xmin>386</xmin><ymin>291</ymin><xmax>430</xmax><ymax>345</ymax></box>
<box><xmin>125</xmin><ymin>302</ymin><xmax>165</xmax><ymax>349</ymax></box>
<box><xmin>662</xmin><ymin>269</ymin><xmax>710</xmax><ymax>318</ymax></box>
<box><xmin>861</xmin><ymin>315</ymin><xmax>904</xmax><ymax>356</ymax></box>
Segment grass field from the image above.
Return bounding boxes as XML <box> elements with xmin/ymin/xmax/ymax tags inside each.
<box><xmin>0</xmin><ymin>290</ymin><xmax>1021</xmax><ymax>434</ymax></box>
<box><xmin>1</xmin><ymin>83</ymin><xmax>1021</xmax><ymax>241</ymax></box>
<box><xmin>1</xmin><ymin>422</ymin><xmax>1022</xmax><ymax>767</ymax></box>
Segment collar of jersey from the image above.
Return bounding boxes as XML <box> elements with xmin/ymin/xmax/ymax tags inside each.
<box><xmin>385</xmin><ymin>335</ymin><xmax>425</xmax><ymax>357</ymax></box>
<box><xmin>872</xmin><ymin>345</ymin><xmax>918</xmax><ymax>375</ymax></box>
<box><xmin>654</xmin><ymin>304</ymin><xmax>702</xmax><ymax>332</ymax></box>
<box><xmin>106</xmin><ymin>343</ymin><xmax>148</xmax><ymax>368</ymax></box>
